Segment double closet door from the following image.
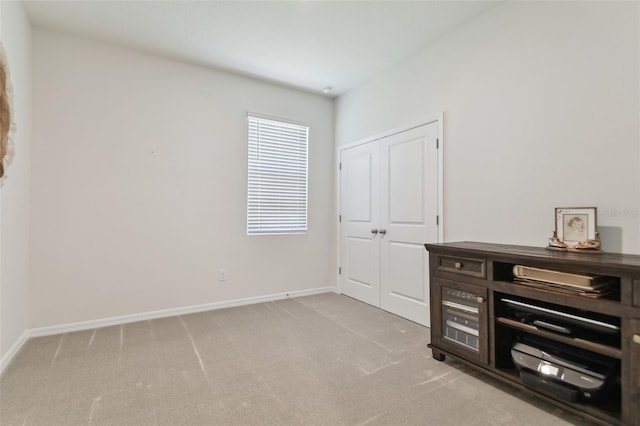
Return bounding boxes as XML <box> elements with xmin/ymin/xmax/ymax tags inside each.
<box><xmin>339</xmin><ymin>122</ymin><xmax>440</xmax><ymax>326</ymax></box>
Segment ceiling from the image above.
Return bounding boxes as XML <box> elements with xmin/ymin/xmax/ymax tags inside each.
<box><xmin>24</xmin><ymin>0</ymin><xmax>500</xmax><ymax>97</ymax></box>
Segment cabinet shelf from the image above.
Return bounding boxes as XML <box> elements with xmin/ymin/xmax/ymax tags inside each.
<box><xmin>492</xmin><ymin>280</ymin><xmax>623</xmax><ymax>317</ymax></box>
<box><xmin>496</xmin><ymin>317</ymin><xmax>622</xmax><ymax>359</ymax></box>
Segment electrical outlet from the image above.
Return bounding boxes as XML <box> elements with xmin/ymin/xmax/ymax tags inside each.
<box><xmin>218</xmin><ymin>269</ymin><xmax>228</xmax><ymax>281</ymax></box>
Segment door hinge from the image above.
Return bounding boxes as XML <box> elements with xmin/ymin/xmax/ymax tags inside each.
<box><xmin>436</xmin><ymin>138</ymin><xmax>439</xmax><ymax>149</ymax></box>
<box><xmin>339</xmin><ymin>214</ymin><xmax>342</xmax><ymax>223</ymax></box>
<box><xmin>339</xmin><ymin>162</ymin><xmax>342</xmax><ymax>170</ymax></box>
<box><xmin>338</xmin><ymin>267</ymin><xmax>342</xmax><ymax>275</ymax></box>
<box><xmin>436</xmin><ymin>215</ymin><xmax>439</xmax><ymax>225</ymax></box>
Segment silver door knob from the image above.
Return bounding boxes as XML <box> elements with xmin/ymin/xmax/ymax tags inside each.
<box><xmin>379</xmin><ymin>229</ymin><xmax>387</xmax><ymax>235</ymax></box>
<box><xmin>371</xmin><ymin>229</ymin><xmax>379</xmax><ymax>234</ymax></box>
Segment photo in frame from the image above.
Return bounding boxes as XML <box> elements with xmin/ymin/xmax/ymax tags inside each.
<box><xmin>555</xmin><ymin>207</ymin><xmax>597</xmax><ymax>247</ymax></box>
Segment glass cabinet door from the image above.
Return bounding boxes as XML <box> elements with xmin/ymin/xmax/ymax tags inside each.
<box><xmin>432</xmin><ymin>278</ymin><xmax>489</xmax><ymax>364</ymax></box>
<box><xmin>442</xmin><ymin>286</ymin><xmax>482</xmax><ymax>351</ymax></box>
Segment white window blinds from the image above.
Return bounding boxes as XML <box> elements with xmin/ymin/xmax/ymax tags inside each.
<box><xmin>247</xmin><ymin>115</ymin><xmax>309</xmax><ymax>235</ymax></box>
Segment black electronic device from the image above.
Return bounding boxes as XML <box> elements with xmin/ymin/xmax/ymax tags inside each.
<box><xmin>511</xmin><ymin>334</ymin><xmax>619</xmax><ymax>404</ymax></box>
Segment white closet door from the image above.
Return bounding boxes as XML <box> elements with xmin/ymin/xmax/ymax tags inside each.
<box><xmin>339</xmin><ymin>142</ymin><xmax>381</xmax><ymax>307</ymax></box>
<box><xmin>380</xmin><ymin>123</ymin><xmax>438</xmax><ymax>326</ymax></box>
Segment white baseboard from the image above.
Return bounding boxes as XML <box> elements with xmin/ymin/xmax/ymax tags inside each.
<box><xmin>29</xmin><ymin>286</ymin><xmax>338</xmax><ymax>338</ymax></box>
<box><xmin>0</xmin><ymin>330</ymin><xmax>29</xmax><ymax>375</ymax></box>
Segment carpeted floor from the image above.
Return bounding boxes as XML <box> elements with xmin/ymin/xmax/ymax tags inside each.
<box><xmin>1</xmin><ymin>293</ymin><xmax>588</xmax><ymax>425</ymax></box>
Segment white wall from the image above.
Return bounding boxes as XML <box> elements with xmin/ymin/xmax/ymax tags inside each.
<box><xmin>0</xmin><ymin>1</ymin><xmax>32</xmax><ymax>361</ymax></box>
<box><xmin>336</xmin><ymin>1</ymin><xmax>640</xmax><ymax>254</ymax></box>
<box><xmin>30</xmin><ymin>29</ymin><xmax>335</xmax><ymax>328</ymax></box>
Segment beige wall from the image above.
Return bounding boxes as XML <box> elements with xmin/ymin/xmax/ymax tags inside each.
<box><xmin>336</xmin><ymin>1</ymin><xmax>640</xmax><ymax>254</ymax></box>
<box><xmin>30</xmin><ymin>29</ymin><xmax>335</xmax><ymax>328</ymax></box>
<box><xmin>0</xmin><ymin>0</ymin><xmax>32</xmax><ymax>362</ymax></box>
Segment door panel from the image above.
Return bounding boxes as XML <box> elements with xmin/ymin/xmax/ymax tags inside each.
<box><xmin>380</xmin><ymin>123</ymin><xmax>438</xmax><ymax>326</ymax></box>
<box><xmin>346</xmin><ymin>237</ymin><xmax>376</xmax><ymax>288</ymax></box>
<box><xmin>340</xmin><ymin>143</ymin><xmax>380</xmax><ymax>306</ymax></box>
<box><xmin>344</xmin><ymin>153</ymin><xmax>373</xmax><ymax>222</ymax></box>
<box><xmin>388</xmin><ymin>137</ymin><xmax>425</xmax><ymax>224</ymax></box>
<box><xmin>387</xmin><ymin>241</ymin><xmax>426</xmax><ymax>302</ymax></box>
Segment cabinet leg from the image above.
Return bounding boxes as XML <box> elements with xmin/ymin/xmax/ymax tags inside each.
<box><xmin>432</xmin><ymin>349</ymin><xmax>446</xmax><ymax>362</ymax></box>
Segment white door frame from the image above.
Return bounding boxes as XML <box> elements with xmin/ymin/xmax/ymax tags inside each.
<box><xmin>336</xmin><ymin>112</ymin><xmax>445</xmax><ymax>294</ymax></box>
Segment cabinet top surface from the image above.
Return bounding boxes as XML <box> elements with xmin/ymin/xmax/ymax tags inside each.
<box><xmin>425</xmin><ymin>241</ymin><xmax>640</xmax><ymax>274</ymax></box>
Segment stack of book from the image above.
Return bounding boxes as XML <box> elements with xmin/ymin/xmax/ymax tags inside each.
<box><xmin>512</xmin><ymin>265</ymin><xmax>617</xmax><ymax>298</ymax></box>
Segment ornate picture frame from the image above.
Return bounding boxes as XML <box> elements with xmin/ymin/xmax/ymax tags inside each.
<box><xmin>555</xmin><ymin>207</ymin><xmax>597</xmax><ymax>248</ymax></box>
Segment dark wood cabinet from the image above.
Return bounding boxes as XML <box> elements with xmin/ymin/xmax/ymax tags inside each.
<box><xmin>425</xmin><ymin>242</ymin><xmax>640</xmax><ymax>426</ymax></box>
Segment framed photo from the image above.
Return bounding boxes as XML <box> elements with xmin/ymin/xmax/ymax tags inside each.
<box><xmin>555</xmin><ymin>207</ymin><xmax>597</xmax><ymax>246</ymax></box>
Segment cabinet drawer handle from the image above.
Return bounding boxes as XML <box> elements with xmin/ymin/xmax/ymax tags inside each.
<box><xmin>454</xmin><ymin>262</ymin><xmax>463</xmax><ymax>269</ymax></box>
<box><xmin>477</xmin><ymin>296</ymin><xmax>485</xmax><ymax>304</ymax></box>
<box><xmin>633</xmin><ymin>334</ymin><xmax>640</xmax><ymax>345</ymax></box>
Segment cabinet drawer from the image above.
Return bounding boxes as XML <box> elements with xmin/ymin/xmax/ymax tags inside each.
<box><xmin>633</xmin><ymin>280</ymin><xmax>640</xmax><ymax>307</ymax></box>
<box><xmin>435</xmin><ymin>255</ymin><xmax>486</xmax><ymax>279</ymax></box>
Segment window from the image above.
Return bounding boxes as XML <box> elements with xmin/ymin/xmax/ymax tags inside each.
<box><xmin>247</xmin><ymin>114</ymin><xmax>309</xmax><ymax>235</ymax></box>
